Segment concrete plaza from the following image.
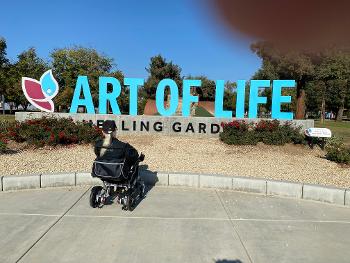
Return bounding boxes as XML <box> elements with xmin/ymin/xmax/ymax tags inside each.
<box><xmin>0</xmin><ymin>186</ymin><xmax>349</xmax><ymax>263</ymax></box>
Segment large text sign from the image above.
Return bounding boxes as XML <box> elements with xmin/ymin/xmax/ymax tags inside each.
<box><xmin>69</xmin><ymin>78</ymin><xmax>296</xmax><ymax>120</ymax></box>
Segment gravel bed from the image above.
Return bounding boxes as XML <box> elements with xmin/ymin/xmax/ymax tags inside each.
<box><xmin>1</xmin><ymin>135</ymin><xmax>349</xmax><ymax>188</ymax></box>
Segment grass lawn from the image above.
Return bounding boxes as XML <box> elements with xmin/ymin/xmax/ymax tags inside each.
<box><xmin>315</xmin><ymin>120</ymin><xmax>350</xmax><ymax>145</ymax></box>
<box><xmin>0</xmin><ymin>114</ymin><xmax>15</xmax><ymax>122</ymax></box>
<box><xmin>195</xmin><ymin>106</ymin><xmax>213</xmax><ymax>117</ymax></box>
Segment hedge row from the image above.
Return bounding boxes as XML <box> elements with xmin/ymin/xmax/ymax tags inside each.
<box><xmin>1</xmin><ymin>117</ymin><xmax>348</xmax><ymax>165</ymax></box>
<box><xmin>219</xmin><ymin>120</ymin><xmax>304</xmax><ymax>146</ymax></box>
<box><xmin>0</xmin><ymin>117</ymin><xmax>103</xmax><ymax>150</ymax></box>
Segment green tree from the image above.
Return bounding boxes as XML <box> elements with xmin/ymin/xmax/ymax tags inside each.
<box><xmin>345</xmin><ymin>88</ymin><xmax>350</xmax><ymax>119</ymax></box>
<box><xmin>145</xmin><ymin>55</ymin><xmax>182</xmax><ymax>99</ymax></box>
<box><xmin>0</xmin><ymin>37</ymin><xmax>10</xmax><ymax>114</ymax></box>
<box><xmin>252</xmin><ymin>63</ymin><xmax>276</xmax><ymax>114</ymax></box>
<box><xmin>315</xmin><ymin>49</ymin><xmax>350</xmax><ymax>121</ymax></box>
<box><xmin>51</xmin><ymin>47</ymin><xmax>114</xmax><ymax>110</ymax></box>
<box><xmin>7</xmin><ymin>48</ymin><xmax>48</xmax><ymax>111</ymax></box>
<box><xmin>222</xmin><ymin>81</ymin><xmax>236</xmax><ymax>112</ymax></box>
<box><xmin>252</xmin><ymin>60</ymin><xmax>279</xmax><ymax>81</ymax></box>
<box><xmin>251</xmin><ymin>41</ymin><xmax>316</xmax><ymax>119</ymax></box>
<box><xmin>111</xmin><ymin>70</ymin><xmax>146</xmax><ymax>114</ymax></box>
<box><xmin>305</xmin><ymin>80</ymin><xmax>326</xmax><ymax>119</ymax></box>
<box><xmin>185</xmin><ymin>75</ymin><xmax>216</xmax><ymax>101</ymax></box>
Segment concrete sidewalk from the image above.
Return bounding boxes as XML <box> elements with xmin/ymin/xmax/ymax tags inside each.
<box><xmin>0</xmin><ymin>187</ymin><xmax>350</xmax><ymax>263</ymax></box>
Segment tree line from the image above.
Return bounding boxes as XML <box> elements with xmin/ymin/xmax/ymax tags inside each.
<box><xmin>252</xmin><ymin>42</ymin><xmax>350</xmax><ymax>121</ymax></box>
<box><xmin>0</xmin><ymin>37</ymin><xmax>349</xmax><ymax>121</ymax></box>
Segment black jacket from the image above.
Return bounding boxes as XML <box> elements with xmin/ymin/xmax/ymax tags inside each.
<box><xmin>94</xmin><ymin>138</ymin><xmax>139</xmax><ymax>166</ymax></box>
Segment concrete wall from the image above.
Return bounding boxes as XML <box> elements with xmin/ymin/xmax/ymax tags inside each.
<box><xmin>15</xmin><ymin>112</ymin><xmax>314</xmax><ymax>138</ymax></box>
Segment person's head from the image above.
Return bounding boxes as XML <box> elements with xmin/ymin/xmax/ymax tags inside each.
<box><xmin>102</xmin><ymin>120</ymin><xmax>117</xmax><ymax>138</ymax></box>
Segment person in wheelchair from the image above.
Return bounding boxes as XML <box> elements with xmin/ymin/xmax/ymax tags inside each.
<box><xmin>90</xmin><ymin>120</ymin><xmax>145</xmax><ymax>210</ymax></box>
<box><xmin>94</xmin><ymin>120</ymin><xmax>139</xmax><ymax>171</ymax></box>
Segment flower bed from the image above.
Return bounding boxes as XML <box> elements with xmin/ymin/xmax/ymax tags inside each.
<box><xmin>0</xmin><ymin>117</ymin><xmax>103</xmax><ymax>149</ymax></box>
<box><xmin>219</xmin><ymin>120</ymin><xmax>304</xmax><ymax>146</ymax></box>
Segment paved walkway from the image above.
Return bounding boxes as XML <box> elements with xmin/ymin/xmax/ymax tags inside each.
<box><xmin>1</xmin><ymin>186</ymin><xmax>350</xmax><ymax>263</ymax></box>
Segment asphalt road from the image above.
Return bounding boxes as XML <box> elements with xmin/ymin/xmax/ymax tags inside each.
<box><xmin>1</xmin><ymin>186</ymin><xmax>350</xmax><ymax>263</ymax></box>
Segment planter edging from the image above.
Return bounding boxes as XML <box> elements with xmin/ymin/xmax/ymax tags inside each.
<box><xmin>1</xmin><ymin>171</ymin><xmax>348</xmax><ymax>207</ymax></box>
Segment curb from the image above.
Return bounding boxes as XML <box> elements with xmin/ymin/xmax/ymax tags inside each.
<box><xmin>267</xmin><ymin>180</ymin><xmax>303</xmax><ymax>199</ymax></box>
<box><xmin>3</xmin><ymin>174</ymin><xmax>41</xmax><ymax>191</ymax></box>
<box><xmin>0</xmin><ymin>171</ymin><xmax>349</xmax><ymax>207</ymax></box>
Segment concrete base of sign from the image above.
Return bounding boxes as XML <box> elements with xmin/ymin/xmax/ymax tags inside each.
<box><xmin>15</xmin><ymin>112</ymin><xmax>314</xmax><ymax>138</ymax></box>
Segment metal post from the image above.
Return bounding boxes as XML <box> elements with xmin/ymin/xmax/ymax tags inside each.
<box><xmin>1</xmin><ymin>94</ymin><xmax>4</xmax><ymax>115</ymax></box>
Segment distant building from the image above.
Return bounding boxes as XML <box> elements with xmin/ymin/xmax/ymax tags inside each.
<box><xmin>143</xmin><ymin>96</ymin><xmax>215</xmax><ymax>116</ymax></box>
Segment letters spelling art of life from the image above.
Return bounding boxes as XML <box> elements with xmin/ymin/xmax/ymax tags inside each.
<box><xmin>69</xmin><ymin>77</ymin><xmax>296</xmax><ymax>120</ymax></box>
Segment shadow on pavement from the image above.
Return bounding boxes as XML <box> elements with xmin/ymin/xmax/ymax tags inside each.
<box><xmin>103</xmin><ymin>166</ymin><xmax>157</xmax><ymax>211</ymax></box>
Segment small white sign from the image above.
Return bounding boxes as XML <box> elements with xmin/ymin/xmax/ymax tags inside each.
<box><xmin>305</xmin><ymin>128</ymin><xmax>332</xmax><ymax>138</ymax></box>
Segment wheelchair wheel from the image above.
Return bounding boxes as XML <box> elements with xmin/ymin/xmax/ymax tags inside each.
<box><xmin>90</xmin><ymin>186</ymin><xmax>103</xmax><ymax>208</ymax></box>
<box><xmin>139</xmin><ymin>181</ymin><xmax>145</xmax><ymax>198</ymax></box>
<box><xmin>122</xmin><ymin>195</ymin><xmax>133</xmax><ymax>211</ymax></box>
<box><xmin>126</xmin><ymin>195</ymin><xmax>133</xmax><ymax>211</ymax></box>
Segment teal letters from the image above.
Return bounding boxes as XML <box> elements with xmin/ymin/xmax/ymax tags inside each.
<box><xmin>99</xmin><ymin>77</ymin><xmax>121</xmax><ymax>114</ymax></box>
<box><xmin>215</xmin><ymin>80</ymin><xmax>232</xmax><ymax>118</ymax></box>
<box><xmin>70</xmin><ymin>76</ymin><xmax>95</xmax><ymax>114</ymax></box>
<box><xmin>182</xmin><ymin>79</ymin><xmax>200</xmax><ymax>117</ymax></box>
<box><xmin>272</xmin><ymin>80</ymin><xmax>295</xmax><ymax>120</ymax></box>
<box><xmin>69</xmin><ymin>76</ymin><xmax>295</xmax><ymax>120</ymax></box>
<box><xmin>156</xmin><ymin>79</ymin><xmax>179</xmax><ymax>116</ymax></box>
<box><xmin>125</xmin><ymin>78</ymin><xmax>144</xmax><ymax>116</ymax></box>
<box><xmin>248</xmin><ymin>80</ymin><xmax>269</xmax><ymax>118</ymax></box>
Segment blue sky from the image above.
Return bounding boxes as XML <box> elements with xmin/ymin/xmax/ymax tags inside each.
<box><xmin>1</xmin><ymin>0</ymin><xmax>261</xmax><ymax>81</ymax></box>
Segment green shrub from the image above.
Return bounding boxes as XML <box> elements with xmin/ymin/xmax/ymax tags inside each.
<box><xmin>220</xmin><ymin>120</ymin><xmax>304</xmax><ymax>146</ymax></box>
<box><xmin>0</xmin><ymin>136</ymin><xmax>8</xmax><ymax>152</ymax></box>
<box><xmin>4</xmin><ymin>117</ymin><xmax>103</xmax><ymax>147</ymax></box>
<box><xmin>255</xmin><ymin>120</ymin><xmax>304</xmax><ymax>145</ymax></box>
<box><xmin>0</xmin><ymin>120</ymin><xmax>11</xmax><ymax>152</ymax></box>
<box><xmin>220</xmin><ymin>129</ymin><xmax>259</xmax><ymax>145</ymax></box>
<box><xmin>220</xmin><ymin>121</ymin><xmax>259</xmax><ymax>145</ymax></box>
<box><xmin>0</xmin><ymin>120</ymin><xmax>12</xmax><ymax>132</ymax></box>
<box><xmin>325</xmin><ymin>137</ymin><xmax>350</xmax><ymax>164</ymax></box>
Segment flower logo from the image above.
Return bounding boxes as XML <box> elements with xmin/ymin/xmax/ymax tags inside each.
<box><xmin>22</xmin><ymin>70</ymin><xmax>59</xmax><ymax>112</ymax></box>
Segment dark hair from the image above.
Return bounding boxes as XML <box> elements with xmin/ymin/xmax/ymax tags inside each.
<box><xmin>102</xmin><ymin>120</ymin><xmax>117</xmax><ymax>134</ymax></box>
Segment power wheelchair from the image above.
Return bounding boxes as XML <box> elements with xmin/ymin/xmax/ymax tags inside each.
<box><xmin>90</xmin><ymin>153</ymin><xmax>145</xmax><ymax>211</ymax></box>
